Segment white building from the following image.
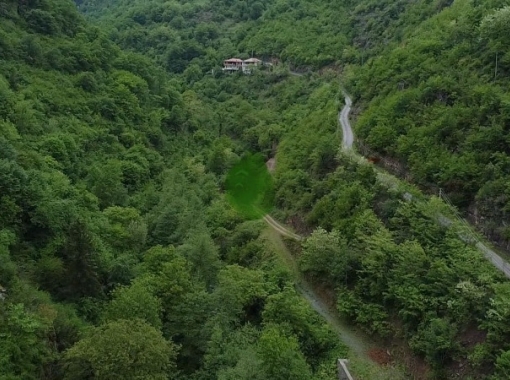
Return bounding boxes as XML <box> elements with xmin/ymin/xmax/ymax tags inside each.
<box><xmin>222</xmin><ymin>58</ymin><xmax>244</xmax><ymax>72</ymax></box>
<box><xmin>222</xmin><ymin>57</ymin><xmax>263</xmax><ymax>74</ymax></box>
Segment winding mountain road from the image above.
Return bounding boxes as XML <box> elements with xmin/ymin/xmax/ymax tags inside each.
<box><xmin>340</xmin><ymin>94</ymin><xmax>354</xmax><ymax>149</ymax></box>
<box><xmin>335</xmin><ymin>93</ymin><xmax>510</xmax><ymax>280</ymax></box>
<box><xmin>261</xmin><ymin>92</ymin><xmax>356</xmax><ymax>239</ymax></box>
<box><xmin>262</xmin><ymin>90</ymin><xmax>355</xmax><ymax>241</ymax></box>
<box><xmin>266</xmin><ymin>83</ymin><xmax>510</xmax><ymax>280</ymax></box>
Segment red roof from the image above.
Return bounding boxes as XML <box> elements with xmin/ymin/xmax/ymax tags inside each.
<box><xmin>224</xmin><ymin>58</ymin><xmax>243</xmax><ymax>63</ymax></box>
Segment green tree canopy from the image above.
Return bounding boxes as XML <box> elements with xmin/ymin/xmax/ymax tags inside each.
<box><xmin>64</xmin><ymin>319</ymin><xmax>177</xmax><ymax>380</ymax></box>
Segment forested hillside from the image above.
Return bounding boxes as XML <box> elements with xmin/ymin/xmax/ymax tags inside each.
<box><xmin>5</xmin><ymin>0</ymin><xmax>510</xmax><ymax>378</ymax></box>
<box><xmin>347</xmin><ymin>0</ymin><xmax>510</xmax><ymax>246</ymax></box>
<box><xmin>271</xmin><ymin>85</ymin><xmax>510</xmax><ymax>379</ymax></box>
<box><xmin>179</xmin><ymin>0</ymin><xmax>510</xmax><ymax>250</ymax></box>
<box><xmin>0</xmin><ymin>1</ymin><xmax>352</xmax><ymax>379</ymax></box>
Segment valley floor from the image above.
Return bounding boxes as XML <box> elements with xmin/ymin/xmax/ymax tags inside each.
<box><xmin>263</xmin><ymin>227</ymin><xmax>407</xmax><ymax>380</ymax></box>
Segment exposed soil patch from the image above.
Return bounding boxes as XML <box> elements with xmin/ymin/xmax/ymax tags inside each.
<box><xmin>458</xmin><ymin>325</ymin><xmax>486</xmax><ymax>350</ymax></box>
<box><xmin>299</xmin><ymin>272</ymin><xmax>409</xmax><ymax>375</ymax></box>
<box><xmin>308</xmin><ymin>279</ymin><xmax>437</xmax><ymax>379</ymax></box>
<box><xmin>368</xmin><ymin>348</ymin><xmax>392</xmax><ymax>366</ymax></box>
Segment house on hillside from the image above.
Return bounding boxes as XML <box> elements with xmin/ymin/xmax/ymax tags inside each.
<box><xmin>244</xmin><ymin>57</ymin><xmax>262</xmax><ymax>66</ymax></box>
<box><xmin>222</xmin><ymin>58</ymin><xmax>244</xmax><ymax>72</ymax></box>
<box><xmin>242</xmin><ymin>57</ymin><xmax>262</xmax><ymax>74</ymax></box>
<box><xmin>222</xmin><ymin>57</ymin><xmax>264</xmax><ymax>74</ymax></box>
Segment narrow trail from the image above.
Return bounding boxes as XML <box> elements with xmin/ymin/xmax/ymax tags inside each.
<box><xmin>259</xmin><ymin>88</ymin><xmax>407</xmax><ymax>376</ymax></box>
<box><xmin>261</xmin><ymin>89</ymin><xmax>354</xmax><ymax>240</ymax></box>
<box><xmin>264</xmin><ymin>228</ymin><xmax>372</xmax><ymax>358</ymax></box>
<box><xmin>264</xmin><ymin>228</ymin><xmax>406</xmax><ymax>379</ymax></box>
<box><xmin>260</xmin><ymin>75</ymin><xmax>510</xmax><ymax>377</ymax></box>
<box><xmin>263</xmin><ymin>215</ymin><xmax>302</xmax><ymax>241</ymax></box>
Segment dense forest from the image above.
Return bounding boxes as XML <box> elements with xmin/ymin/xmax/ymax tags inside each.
<box><xmin>348</xmin><ymin>0</ymin><xmax>510</xmax><ymax>246</ymax></box>
<box><xmin>3</xmin><ymin>0</ymin><xmax>510</xmax><ymax>379</ymax></box>
<box><xmin>0</xmin><ymin>1</ymin><xmax>350</xmax><ymax>379</ymax></box>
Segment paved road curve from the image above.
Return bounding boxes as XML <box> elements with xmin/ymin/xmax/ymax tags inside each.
<box><xmin>337</xmin><ymin>93</ymin><xmax>510</xmax><ymax>280</ymax></box>
<box><xmin>262</xmin><ymin>92</ymin><xmax>354</xmax><ymax>240</ymax></box>
<box><xmin>266</xmin><ymin>81</ymin><xmax>510</xmax><ymax>281</ymax></box>
<box><xmin>339</xmin><ymin>94</ymin><xmax>353</xmax><ymax>149</ymax></box>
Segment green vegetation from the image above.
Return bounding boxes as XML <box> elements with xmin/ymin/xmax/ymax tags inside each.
<box><xmin>268</xmin><ymin>75</ymin><xmax>510</xmax><ymax>378</ymax></box>
<box><xmin>225</xmin><ymin>153</ymin><xmax>274</xmax><ymax>219</ymax></box>
<box><xmin>0</xmin><ymin>1</ymin><xmax>348</xmax><ymax>380</ymax></box>
<box><xmin>4</xmin><ymin>0</ymin><xmax>510</xmax><ymax>378</ymax></box>
<box><xmin>348</xmin><ymin>0</ymin><xmax>510</xmax><ymax>246</ymax></box>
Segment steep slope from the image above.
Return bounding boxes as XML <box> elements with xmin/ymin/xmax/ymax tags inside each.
<box><xmin>348</xmin><ymin>0</ymin><xmax>510</xmax><ymax>247</ymax></box>
<box><xmin>76</xmin><ymin>0</ymin><xmax>510</xmax><ymax>378</ymax></box>
<box><xmin>76</xmin><ymin>0</ymin><xmax>446</xmax><ymax>70</ymax></box>
<box><xmin>0</xmin><ymin>1</ymin><xmax>191</xmax><ymax>377</ymax></box>
<box><xmin>77</xmin><ymin>0</ymin><xmax>275</xmax><ymax>73</ymax></box>
<box><xmin>0</xmin><ymin>1</ymin><xmax>357</xmax><ymax>380</ymax></box>
<box><xmin>0</xmin><ymin>0</ymin><xmax>186</xmax><ymax>301</ymax></box>
<box><xmin>267</xmin><ymin>72</ymin><xmax>510</xmax><ymax>380</ymax></box>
